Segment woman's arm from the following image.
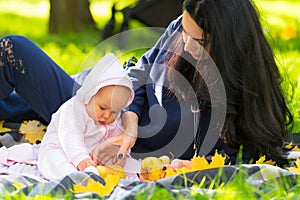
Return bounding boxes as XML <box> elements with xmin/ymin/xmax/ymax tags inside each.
<box><xmin>90</xmin><ymin>16</ymin><xmax>183</xmax><ymax>163</ymax></box>
<box><xmin>115</xmin><ymin>111</ymin><xmax>139</xmax><ymax>159</ymax></box>
<box><xmin>126</xmin><ymin>15</ymin><xmax>183</xmax><ymax>117</ymax></box>
<box><xmin>90</xmin><ymin>111</ymin><xmax>139</xmax><ymax>165</ymax></box>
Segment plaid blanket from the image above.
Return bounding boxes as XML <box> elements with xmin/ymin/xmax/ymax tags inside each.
<box><xmin>1</xmin><ymin>121</ymin><xmax>300</xmax><ymax>199</ymax></box>
<box><xmin>0</xmin><ymin>163</ymin><xmax>298</xmax><ymax>199</ymax></box>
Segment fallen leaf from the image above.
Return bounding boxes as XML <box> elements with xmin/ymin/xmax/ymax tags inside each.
<box><xmin>209</xmin><ymin>151</ymin><xmax>227</xmax><ymax>168</ymax></box>
<box><xmin>191</xmin><ymin>156</ymin><xmax>210</xmax><ymax>171</ymax></box>
<box><xmin>284</xmin><ymin>142</ymin><xmax>294</xmax><ymax>150</ymax></box>
<box><xmin>12</xmin><ymin>181</ymin><xmax>26</xmax><ymax>190</ymax></box>
<box><xmin>287</xmin><ymin>159</ymin><xmax>300</xmax><ymax>174</ymax></box>
<box><xmin>0</xmin><ymin>120</ymin><xmax>11</xmax><ymax>133</ymax></box>
<box><xmin>73</xmin><ymin>178</ymin><xmax>104</xmax><ymax>196</ymax></box>
<box><xmin>256</xmin><ymin>155</ymin><xmax>276</xmax><ymax>165</ymax></box>
<box><xmin>103</xmin><ymin>174</ymin><xmax>120</xmax><ymax>194</ymax></box>
<box><xmin>166</xmin><ymin>151</ymin><xmax>227</xmax><ymax>178</ymax></box>
<box><xmin>164</xmin><ymin>166</ymin><xmax>177</xmax><ymax>178</ymax></box>
<box><xmin>73</xmin><ymin>175</ymin><xmax>120</xmax><ymax>197</ymax></box>
<box><xmin>19</xmin><ymin>120</ymin><xmax>47</xmax><ymax>143</ymax></box>
<box><xmin>176</xmin><ymin>167</ymin><xmax>194</xmax><ymax>175</ymax></box>
<box><xmin>140</xmin><ymin>151</ymin><xmax>229</xmax><ymax>181</ymax></box>
<box><xmin>292</xmin><ymin>146</ymin><xmax>300</xmax><ymax>151</ymax></box>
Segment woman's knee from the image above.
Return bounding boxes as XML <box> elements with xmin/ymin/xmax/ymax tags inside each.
<box><xmin>1</xmin><ymin>35</ymin><xmax>39</xmax><ymax>74</ymax></box>
<box><xmin>0</xmin><ymin>35</ymin><xmax>28</xmax><ymax>73</ymax></box>
<box><xmin>1</xmin><ymin>35</ymin><xmax>31</xmax><ymax>45</ymax></box>
<box><xmin>1</xmin><ymin>35</ymin><xmax>36</xmax><ymax>55</ymax></box>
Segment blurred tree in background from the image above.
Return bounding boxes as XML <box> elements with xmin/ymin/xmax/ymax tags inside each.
<box><xmin>49</xmin><ymin>0</ymin><xmax>97</xmax><ymax>33</ymax></box>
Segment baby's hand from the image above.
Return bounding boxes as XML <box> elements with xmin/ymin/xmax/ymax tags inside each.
<box><xmin>77</xmin><ymin>158</ymin><xmax>97</xmax><ymax>171</ymax></box>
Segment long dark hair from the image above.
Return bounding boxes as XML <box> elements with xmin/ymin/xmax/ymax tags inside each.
<box><xmin>167</xmin><ymin>0</ymin><xmax>293</xmax><ymax>165</ymax></box>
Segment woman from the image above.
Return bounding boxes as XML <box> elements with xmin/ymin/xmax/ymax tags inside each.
<box><xmin>0</xmin><ymin>0</ymin><xmax>293</xmax><ymax>167</ymax></box>
<box><xmin>92</xmin><ymin>0</ymin><xmax>293</xmax><ymax>167</ymax></box>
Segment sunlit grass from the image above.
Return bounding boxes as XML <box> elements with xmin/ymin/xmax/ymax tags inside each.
<box><xmin>0</xmin><ymin>1</ymin><xmax>299</xmax><ymax>198</ymax></box>
<box><xmin>0</xmin><ymin>0</ymin><xmax>48</xmax><ymax>18</ymax></box>
<box><xmin>255</xmin><ymin>0</ymin><xmax>300</xmax><ymax>28</ymax></box>
<box><xmin>255</xmin><ymin>0</ymin><xmax>300</xmax><ymax>133</ymax></box>
<box><xmin>0</xmin><ymin>0</ymin><xmax>151</xmax><ymax>75</ymax></box>
<box><xmin>0</xmin><ymin>0</ymin><xmax>119</xmax><ymax>74</ymax></box>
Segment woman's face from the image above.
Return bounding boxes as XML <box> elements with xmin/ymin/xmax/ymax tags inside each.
<box><xmin>181</xmin><ymin>10</ymin><xmax>210</xmax><ymax>60</ymax></box>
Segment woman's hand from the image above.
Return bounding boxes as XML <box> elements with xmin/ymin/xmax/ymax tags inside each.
<box><xmin>169</xmin><ymin>159</ymin><xmax>192</xmax><ymax>170</ymax></box>
<box><xmin>90</xmin><ymin>131</ymin><xmax>137</xmax><ymax>165</ymax></box>
<box><xmin>77</xmin><ymin>158</ymin><xmax>97</xmax><ymax>171</ymax></box>
<box><xmin>114</xmin><ymin>111</ymin><xmax>138</xmax><ymax>164</ymax></box>
<box><xmin>90</xmin><ymin>138</ymin><xmax>121</xmax><ymax>165</ymax></box>
<box><xmin>90</xmin><ymin>111</ymin><xmax>138</xmax><ymax>166</ymax></box>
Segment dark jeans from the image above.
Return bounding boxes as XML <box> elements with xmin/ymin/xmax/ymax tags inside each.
<box><xmin>0</xmin><ymin>35</ymin><xmax>79</xmax><ymax>124</ymax></box>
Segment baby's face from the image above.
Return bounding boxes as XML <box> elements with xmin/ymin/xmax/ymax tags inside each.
<box><xmin>86</xmin><ymin>85</ymin><xmax>131</xmax><ymax>125</ymax></box>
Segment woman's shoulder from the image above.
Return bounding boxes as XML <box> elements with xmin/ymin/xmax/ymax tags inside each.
<box><xmin>167</xmin><ymin>15</ymin><xmax>182</xmax><ymax>30</ymax></box>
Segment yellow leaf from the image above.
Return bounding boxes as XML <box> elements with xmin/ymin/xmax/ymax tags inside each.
<box><xmin>287</xmin><ymin>167</ymin><xmax>300</xmax><ymax>174</ymax></box>
<box><xmin>176</xmin><ymin>167</ymin><xmax>193</xmax><ymax>175</ymax></box>
<box><xmin>287</xmin><ymin>159</ymin><xmax>300</xmax><ymax>174</ymax></box>
<box><xmin>97</xmin><ymin>164</ymin><xmax>125</xmax><ymax>179</ymax></box>
<box><xmin>191</xmin><ymin>156</ymin><xmax>210</xmax><ymax>171</ymax></box>
<box><xmin>104</xmin><ymin>174</ymin><xmax>120</xmax><ymax>193</ymax></box>
<box><xmin>284</xmin><ymin>142</ymin><xmax>294</xmax><ymax>150</ymax></box>
<box><xmin>0</xmin><ymin>120</ymin><xmax>11</xmax><ymax>133</ymax></box>
<box><xmin>256</xmin><ymin>155</ymin><xmax>276</xmax><ymax>165</ymax></box>
<box><xmin>292</xmin><ymin>146</ymin><xmax>300</xmax><ymax>151</ymax></box>
<box><xmin>209</xmin><ymin>151</ymin><xmax>226</xmax><ymax>168</ymax></box>
<box><xmin>12</xmin><ymin>181</ymin><xmax>26</xmax><ymax>190</ymax></box>
<box><xmin>73</xmin><ymin>175</ymin><xmax>120</xmax><ymax>197</ymax></box>
<box><xmin>263</xmin><ymin>160</ymin><xmax>276</xmax><ymax>165</ymax></box>
<box><xmin>139</xmin><ymin>152</ymin><xmax>230</xmax><ymax>182</ymax></box>
<box><xmin>295</xmin><ymin>159</ymin><xmax>300</xmax><ymax>168</ymax></box>
<box><xmin>164</xmin><ymin>166</ymin><xmax>177</xmax><ymax>178</ymax></box>
<box><xmin>73</xmin><ymin>178</ymin><xmax>104</xmax><ymax>196</ymax></box>
<box><xmin>19</xmin><ymin>120</ymin><xmax>47</xmax><ymax>143</ymax></box>
<box><xmin>256</xmin><ymin>155</ymin><xmax>266</xmax><ymax>164</ymax></box>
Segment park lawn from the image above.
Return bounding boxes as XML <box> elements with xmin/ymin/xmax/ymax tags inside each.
<box><xmin>254</xmin><ymin>0</ymin><xmax>300</xmax><ymax>133</ymax></box>
<box><xmin>0</xmin><ymin>1</ymin><xmax>300</xmax><ymax>198</ymax></box>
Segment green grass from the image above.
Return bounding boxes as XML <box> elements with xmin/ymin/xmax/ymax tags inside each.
<box><xmin>2</xmin><ymin>169</ymin><xmax>300</xmax><ymax>200</ymax></box>
<box><xmin>132</xmin><ymin>167</ymin><xmax>300</xmax><ymax>200</ymax></box>
<box><xmin>0</xmin><ymin>0</ymin><xmax>153</xmax><ymax>74</ymax></box>
<box><xmin>1</xmin><ymin>1</ymin><xmax>300</xmax><ymax>199</ymax></box>
<box><xmin>254</xmin><ymin>0</ymin><xmax>300</xmax><ymax>133</ymax></box>
<box><xmin>0</xmin><ymin>0</ymin><xmax>99</xmax><ymax>75</ymax></box>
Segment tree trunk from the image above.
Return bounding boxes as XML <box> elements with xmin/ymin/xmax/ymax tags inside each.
<box><xmin>49</xmin><ymin>0</ymin><xmax>97</xmax><ymax>33</ymax></box>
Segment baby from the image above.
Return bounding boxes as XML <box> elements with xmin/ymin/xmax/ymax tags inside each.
<box><xmin>37</xmin><ymin>53</ymin><xmax>134</xmax><ymax>180</ymax></box>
